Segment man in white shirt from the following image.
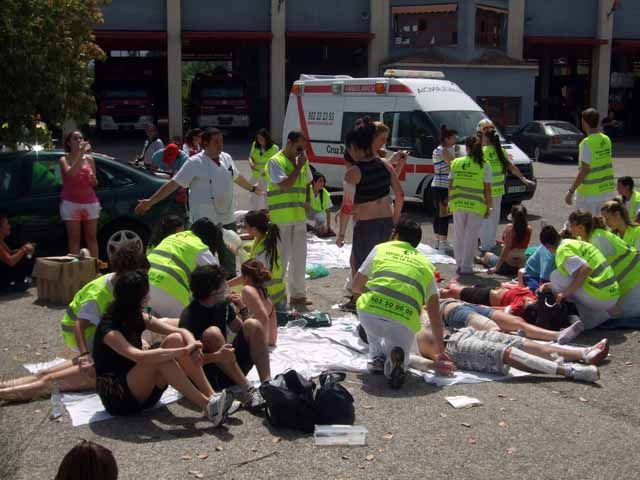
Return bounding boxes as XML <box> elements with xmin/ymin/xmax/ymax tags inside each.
<box><xmin>136</xmin><ymin>128</ymin><xmax>263</xmax><ymax>278</ymax></box>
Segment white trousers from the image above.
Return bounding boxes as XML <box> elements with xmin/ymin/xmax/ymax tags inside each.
<box><xmin>148</xmin><ymin>285</ymin><xmax>186</xmax><ymax>319</ymax></box>
<box><xmin>453</xmin><ymin>211</ymin><xmax>484</xmax><ymax>273</ymax></box>
<box><xmin>249</xmin><ymin>176</ymin><xmax>267</xmax><ymax>211</ymax></box>
<box><xmin>575</xmin><ymin>195</ymin><xmax>607</xmax><ymax>216</ymax></box>
<box><xmin>612</xmin><ymin>282</ymin><xmax>640</xmax><ymax>319</ymax></box>
<box><xmin>279</xmin><ymin>222</ymin><xmax>307</xmax><ymax>299</ymax></box>
<box><xmin>549</xmin><ymin>270</ymin><xmax>617</xmax><ymax>329</ymax></box>
<box><xmin>359</xmin><ymin>312</ymin><xmax>416</xmax><ymax>370</ymax></box>
<box><xmin>479</xmin><ymin>196</ymin><xmax>502</xmax><ymax>251</ymax></box>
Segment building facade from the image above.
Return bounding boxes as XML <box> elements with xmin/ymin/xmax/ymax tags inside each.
<box><xmin>94</xmin><ymin>0</ymin><xmax>636</xmax><ymax>139</ymax></box>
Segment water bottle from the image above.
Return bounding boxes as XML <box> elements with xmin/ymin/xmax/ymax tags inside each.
<box><xmin>221</xmin><ymin>228</ymin><xmax>243</xmax><ymax>254</ymax></box>
<box><xmin>50</xmin><ymin>380</ymin><xmax>64</xmax><ymax>420</ymax></box>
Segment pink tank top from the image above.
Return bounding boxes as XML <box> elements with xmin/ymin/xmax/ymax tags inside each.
<box><xmin>61</xmin><ymin>161</ymin><xmax>98</xmax><ymax>204</ymax></box>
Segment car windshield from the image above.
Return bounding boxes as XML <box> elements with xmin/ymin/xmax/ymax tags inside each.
<box><xmin>426</xmin><ymin>110</ymin><xmax>506</xmax><ymax>143</ymax></box>
<box><xmin>202</xmin><ymin>85</ymin><xmax>244</xmax><ymax>98</ymax></box>
<box><xmin>102</xmin><ymin>89</ymin><xmax>148</xmax><ymax>99</ymax></box>
<box><xmin>544</xmin><ymin>122</ymin><xmax>582</xmax><ymax>135</ymax></box>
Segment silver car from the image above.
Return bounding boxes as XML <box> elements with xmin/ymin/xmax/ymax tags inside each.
<box><xmin>511</xmin><ymin>120</ymin><xmax>584</xmax><ymax>162</ymax></box>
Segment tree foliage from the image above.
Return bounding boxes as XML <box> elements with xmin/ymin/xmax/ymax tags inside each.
<box><xmin>0</xmin><ymin>0</ymin><xmax>109</xmax><ymax>149</ymax></box>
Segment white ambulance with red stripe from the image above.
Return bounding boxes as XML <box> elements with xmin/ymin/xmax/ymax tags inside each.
<box><xmin>282</xmin><ymin>70</ymin><xmax>536</xmax><ymax>213</ymax></box>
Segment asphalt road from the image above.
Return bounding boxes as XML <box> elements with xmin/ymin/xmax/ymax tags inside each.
<box><xmin>1</xmin><ymin>137</ymin><xmax>640</xmax><ymax>479</ymax></box>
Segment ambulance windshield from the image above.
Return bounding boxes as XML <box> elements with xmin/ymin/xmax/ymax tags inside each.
<box><xmin>427</xmin><ymin>111</ymin><xmax>506</xmax><ymax>143</ymax></box>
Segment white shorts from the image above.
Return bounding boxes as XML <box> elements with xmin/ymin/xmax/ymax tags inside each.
<box><xmin>60</xmin><ymin>200</ymin><xmax>101</xmax><ymax>221</ymax></box>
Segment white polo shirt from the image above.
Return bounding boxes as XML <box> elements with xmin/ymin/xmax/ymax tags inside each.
<box><xmin>173</xmin><ymin>151</ymin><xmax>239</xmax><ymax>225</ymax></box>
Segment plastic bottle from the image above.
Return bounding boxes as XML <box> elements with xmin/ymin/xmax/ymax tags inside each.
<box><xmin>314</xmin><ymin>425</ymin><xmax>368</xmax><ymax>446</ymax></box>
<box><xmin>50</xmin><ymin>380</ymin><xmax>64</xmax><ymax>420</ymax></box>
<box><xmin>222</xmin><ymin>228</ymin><xmax>243</xmax><ymax>254</ymax></box>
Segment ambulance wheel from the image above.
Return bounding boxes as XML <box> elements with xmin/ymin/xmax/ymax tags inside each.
<box><xmin>422</xmin><ymin>186</ymin><xmax>436</xmax><ymax>217</ymax></box>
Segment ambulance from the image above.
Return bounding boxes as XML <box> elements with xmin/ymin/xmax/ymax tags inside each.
<box><xmin>282</xmin><ymin>70</ymin><xmax>536</xmax><ymax>213</ymax></box>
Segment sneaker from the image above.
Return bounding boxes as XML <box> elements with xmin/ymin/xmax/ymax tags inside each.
<box><xmin>239</xmin><ymin>386</ymin><xmax>266</xmax><ymax>411</ymax></box>
<box><xmin>557</xmin><ymin>320</ymin><xmax>585</xmax><ymax>344</ymax></box>
<box><xmin>338</xmin><ymin>298</ymin><xmax>357</xmax><ymax>313</ymax></box>
<box><xmin>566</xmin><ymin>363</ymin><xmax>600</xmax><ymax>383</ymax></box>
<box><xmin>205</xmin><ymin>390</ymin><xmax>234</xmax><ymax>427</ymax></box>
<box><xmin>582</xmin><ymin>339</ymin><xmax>609</xmax><ymax>365</ymax></box>
<box><xmin>367</xmin><ymin>355</ymin><xmax>385</xmax><ymax>374</ymax></box>
<box><xmin>385</xmin><ymin>347</ymin><xmax>406</xmax><ymax>389</ymax></box>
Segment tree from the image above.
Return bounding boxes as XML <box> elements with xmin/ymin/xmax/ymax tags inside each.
<box><xmin>0</xmin><ymin>0</ymin><xmax>109</xmax><ymax>149</ymax></box>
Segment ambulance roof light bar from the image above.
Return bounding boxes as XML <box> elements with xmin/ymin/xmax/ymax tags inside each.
<box><xmin>299</xmin><ymin>74</ymin><xmax>353</xmax><ymax>80</ymax></box>
<box><xmin>383</xmin><ymin>69</ymin><xmax>445</xmax><ymax>79</ymax></box>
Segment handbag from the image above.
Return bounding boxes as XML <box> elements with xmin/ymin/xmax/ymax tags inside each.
<box><xmin>259</xmin><ymin>370</ymin><xmax>317</xmax><ymax>433</ymax></box>
<box><xmin>314</xmin><ymin>372</ymin><xmax>355</xmax><ymax>426</ymax></box>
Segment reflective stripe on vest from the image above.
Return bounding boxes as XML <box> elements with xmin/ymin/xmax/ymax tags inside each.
<box><xmin>147</xmin><ymin>231</ymin><xmax>207</xmax><ymax>306</ymax></box>
<box><xmin>449</xmin><ymin>156</ymin><xmax>488</xmax><ymax>216</ymax></box>
<box><xmin>250</xmin><ymin>142</ymin><xmax>279</xmax><ymax>179</ymax></box>
<box><xmin>591</xmin><ymin>228</ymin><xmax>640</xmax><ymax>296</ymax></box>
<box><xmin>356</xmin><ymin>240</ymin><xmax>436</xmax><ymax>332</ymax></box>
<box><xmin>556</xmin><ymin>239</ymin><xmax>619</xmax><ymax>302</ymax></box>
<box><xmin>60</xmin><ymin>275</ymin><xmax>113</xmax><ymax>350</ymax></box>
<box><xmin>623</xmin><ymin>225</ymin><xmax>640</xmax><ymax>251</ymax></box>
<box><xmin>266</xmin><ymin>151</ymin><xmax>308</xmax><ymax>224</ymax></box>
<box><xmin>482</xmin><ymin>145</ymin><xmax>506</xmax><ymax>197</ymax></box>
<box><xmin>249</xmin><ymin>238</ymin><xmax>287</xmax><ymax>305</ymax></box>
<box><xmin>576</xmin><ymin>133</ymin><xmax>615</xmax><ymax>196</ymax></box>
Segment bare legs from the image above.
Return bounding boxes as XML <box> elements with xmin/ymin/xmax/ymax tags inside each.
<box><xmin>241</xmin><ymin>318</ymin><xmax>271</xmax><ymax>382</ymax></box>
<box><xmin>0</xmin><ymin>363</ymin><xmax>95</xmax><ymax>402</ymax></box>
<box><xmin>65</xmin><ymin>220</ymin><xmax>82</xmax><ymax>255</ymax></box>
<box><xmin>64</xmin><ymin>219</ymin><xmax>98</xmax><ymax>258</ymax></box>
<box><xmin>83</xmin><ymin>219</ymin><xmax>99</xmax><ymax>258</ymax></box>
<box><xmin>202</xmin><ymin>327</ymin><xmax>248</xmax><ymax>386</ymax></box>
<box><xmin>490</xmin><ymin>311</ymin><xmax>560</xmax><ymax>341</ymax></box>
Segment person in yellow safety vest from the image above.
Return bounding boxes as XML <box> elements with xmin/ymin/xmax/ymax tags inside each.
<box><xmin>248</xmin><ymin>128</ymin><xmax>279</xmax><ymax>211</ymax></box>
<box><xmin>539</xmin><ymin>225</ymin><xmax>620</xmax><ymax>329</ymax></box>
<box><xmin>567</xmin><ymin>210</ymin><xmax>640</xmax><ymax>320</ymax></box>
<box><xmin>565</xmin><ymin>108</ymin><xmax>616</xmax><ymax>215</ymax></box>
<box><xmin>352</xmin><ymin>217</ymin><xmax>453</xmax><ymax>389</ymax></box>
<box><xmin>147</xmin><ymin>217</ymin><xmax>224</xmax><ymax>318</ymax></box>
<box><xmin>601</xmin><ymin>198</ymin><xmax>640</xmax><ymax>251</ymax></box>
<box><xmin>449</xmin><ymin>135</ymin><xmax>493</xmax><ymax>275</ymax></box>
<box><xmin>265</xmin><ymin>130</ymin><xmax>314</xmax><ymax>307</ymax></box>
<box><xmin>477</xmin><ymin>124</ymin><xmax>536</xmax><ymax>252</ymax></box>
<box><xmin>306</xmin><ymin>172</ymin><xmax>335</xmax><ymax>236</ymax></box>
<box><xmin>0</xmin><ymin>242</ymin><xmax>149</xmax><ymax>402</ymax></box>
<box><xmin>616</xmin><ymin>176</ymin><xmax>640</xmax><ymax>223</ymax></box>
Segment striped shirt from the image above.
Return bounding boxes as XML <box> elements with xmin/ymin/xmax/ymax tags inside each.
<box><xmin>432</xmin><ymin>146</ymin><xmax>454</xmax><ymax>189</ymax></box>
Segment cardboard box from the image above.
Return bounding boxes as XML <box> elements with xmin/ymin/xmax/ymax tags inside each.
<box><xmin>32</xmin><ymin>256</ymin><xmax>99</xmax><ymax>305</ymax></box>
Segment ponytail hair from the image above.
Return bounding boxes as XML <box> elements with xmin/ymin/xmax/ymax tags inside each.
<box><xmin>440</xmin><ymin>125</ymin><xmax>458</xmax><ymax>145</ymax></box>
<box><xmin>245</xmin><ymin>209</ymin><xmax>281</xmax><ymax>271</ymax></box>
<box><xmin>601</xmin><ymin>197</ymin><xmax>637</xmax><ymax>229</ymax></box>
<box><xmin>510</xmin><ymin>205</ymin><xmax>529</xmax><ymax>244</ymax></box>
<box><xmin>241</xmin><ymin>259</ymin><xmax>272</xmax><ymax>287</ymax></box>
<box><xmin>465</xmin><ymin>135</ymin><xmax>484</xmax><ymax>166</ymax></box>
<box><xmin>568</xmin><ymin>210</ymin><xmax>607</xmax><ymax>236</ymax></box>
<box><xmin>346</xmin><ymin>116</ymin><xmax>376</xmax><ymax>157</ymax></box>
<box><xmin>485</xmin><ymin>128</ymin><xmax>509</xmax><ymax>171</ymax></box>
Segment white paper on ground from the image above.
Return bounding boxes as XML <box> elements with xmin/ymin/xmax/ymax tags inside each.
<box><xmin>445</xmin><ymin>395</ymin><xmax>483</xmax><ymax>408</ymax></box>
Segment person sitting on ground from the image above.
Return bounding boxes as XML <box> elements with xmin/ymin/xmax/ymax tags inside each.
<box><xmin>306</xmin><ymin>172</ymin><xmax>335</xmax><ymax>237</ymax></box>
<box><xmin>240</xmin><ymin>260</ymin><xmax>277</xmax><ymax>346</ymax></box>
<box><xmin>54</xmin><ymin>440</ymin><xmax>118</xmax><ymax>480</ymax></box>
<box><xmin>93</xmin><ymin>270</ymin><xmax>233</xmax><ymax>426</ymax></box>
<box><xmin>567</xmin><ymin>210</ymin><xmax>640</xmax><ymax>320</ymax></box>
<box><xmin>0</xmin><ymin>213</ymin><xmax>35</xmax><ymax>292</ymax></box>
<box><xmin>601</xmin><ymin>197</ymin><xmax>640</xmax><ymax>251</ymax></box>
<box><xmin>146</xmin><ymin>214</ymin><xmax>185</xmax><ymax>253</ymax></box>
<box><xmin>476</xmin><ymin>205</ymin><xmax>532</xmax><ymax>275</ymax></box>
<box><xmin>0</xmin><ymin>241</ymin><xmax>149</xmax><ymax>402</ymax></box>
<box><xmin>415</xmin><ymin>311</ymin><xmax>607</xmax><ymax>384</ymax></box>
<box><xmin>150</xmin><ymin>143</ymin><xmax>189</xmax><ymax>174</ymax></box>
<box><xmin>179</xmin><ymin>264</ymin><xmax>271</xmax><ymax>410</ymax></box>
<box><xmin>539</xmin><ymin>225</ymin><xmax>620</xmax><ymax>329</ymax></box>
<box><xmin>616</xmin><ymin>176</ymin><xmax>640</xmax><ymax>223</ymax></box>
<box><xmin>147</xmin><ymin>217</ymin><xmax>223</xmax><ymax>318</ymax></box>
<box><xmin>518</xmin><ymin>244</ymin><xmax>555</xmax><ymax>292</ymax></box>
<box><xmin>437</xmin><ymin>297</ymin><xmax>585</xmax><ymax>344</ymax></box>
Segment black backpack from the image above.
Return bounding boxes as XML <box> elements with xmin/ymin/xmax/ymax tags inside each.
<box><xmin>314</xmin><ymin>372</ymin><xmax>355</xmax><ymax>426</ymax></box>
<box><xmin>534</xmin><ymin>291</ymin><xmax>570</xmax><ymax>330</ymax></box>
<box><xmin>259</xmin><ymin>370</ymin><xmax>317</xmax><ymax>433</ymax></box>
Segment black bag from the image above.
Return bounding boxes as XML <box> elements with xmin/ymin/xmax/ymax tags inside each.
<box><xmin>535</xmin><ymin>291</ymin><xmax>570</xmax><ymax>330</ymax></box>
<box><xmin>314</xmin><ymin>372</ymin><xmax>355</xmax><ymax>426</ymax></box>
<box><xmin>259</xmin><ymin>370</ymin><xmax>317</xmax><ymax>433</ymax></box>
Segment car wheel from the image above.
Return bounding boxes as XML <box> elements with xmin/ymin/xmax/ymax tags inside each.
<box><xmin>422</xmin><ymin>184</ymin><xmax>436</xmax><ymax>217</ymax></box>
<box><xmin>533</xmin><ymin>146</ymin><xmax>543</xmax><ymax>162</ymax></box>
<box><xmin>99</xmin><ymin>221</ymin><xmax>149</xmax><ymax>262</ymax></box>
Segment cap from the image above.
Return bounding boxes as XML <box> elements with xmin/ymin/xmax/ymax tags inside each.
<box><xmin>477</xmin><ymin>118</ymin><xmax>494</xmax><ymax>133</ymax></box>
<box><xmin>162</xmin><ymin>143</ymin><xmax>180</xmax><ymax>165</ymax></box>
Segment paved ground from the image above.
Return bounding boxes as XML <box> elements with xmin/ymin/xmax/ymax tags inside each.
<box><xmin>2</xmin><ymin>137</ymin><xmax>640</xmax><ymax>479</ymax></box>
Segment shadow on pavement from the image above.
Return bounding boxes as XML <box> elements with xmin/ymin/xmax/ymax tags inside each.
<box><xmin>357</xmin><ymin>372</ymin><xmax>441</xmax><ymax>399</ymax></box>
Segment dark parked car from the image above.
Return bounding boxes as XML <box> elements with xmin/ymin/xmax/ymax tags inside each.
<box><xmin>511</xmin><ymin>120</ymin><xmax>584</xmax><ymax>162</ymax></box>
<box><xmin>0</xmin><ymin>150</ymin><xmax>187</xmax><ymax>260</ymax></box>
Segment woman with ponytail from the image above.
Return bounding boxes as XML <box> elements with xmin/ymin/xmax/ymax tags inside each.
<box><xmin>601</xmin><ymin>198</ymin><xmax>640</xmax><ymax>251</ymax></box>
<box><xmin>478</xmin><ymin>126</ymin><xmax>535</xmax><ymax>252</ymax></box>
<box><xmin>241</xmin><ymin>260</ymin><xmax>277</xmax><ymax>346</ymax></box>
<box><xmin>431</xmin><ymin>125</ymin><xmax>458</xmax><ymax>252</ymax></box>
<box><xmin>568</xmin><ymin>209</ymin><xmax>640</xmax><ymax>319</ymax></box>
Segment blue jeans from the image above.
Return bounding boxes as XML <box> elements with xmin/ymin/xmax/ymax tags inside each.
<box><xmin>446</xmin><ymin>303</ymin><xmax>495</xmax><ymax>329</ymax></box>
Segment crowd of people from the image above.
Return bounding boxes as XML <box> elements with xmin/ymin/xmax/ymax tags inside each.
<box><xmin>0</xmin><ymin>106</ymin><xmax>638</xmax><ymax>440</ymax></box>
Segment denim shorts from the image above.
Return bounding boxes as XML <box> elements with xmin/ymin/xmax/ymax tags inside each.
<box><xmin>446</xmin><ymin>303</ymin><xmax>496</xmax><ymax>329</ymax></box>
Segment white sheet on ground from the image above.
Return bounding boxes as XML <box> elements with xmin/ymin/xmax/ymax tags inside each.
<box><xmin>306</xmin><ymin>235</ymin><xmax>456</xmax><ymax>269</ymax></box>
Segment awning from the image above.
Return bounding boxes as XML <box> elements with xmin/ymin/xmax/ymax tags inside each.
<box><xmin>391</xmin><ymin>3</ymin><xmax>457</xmax><ymax>15</ymax></box>
<box><xmin>93</xmin><ymin>31</ymin><xmax>167</xmax><ymax>50</ymax></box>
<box><xmin>286</xmin><ymin>31</ymin><xmax>374</xmax><ymax>40</ymax></box>
<box><xmin>477</xmin><ymin>4</ymin><xmax>508</xmax><ymax>14</ymax></box>
<box><xmin>525</xmin><ymin>36</ymin><xmax>608</xmax><ymax>46</ymax></box>
<box><xmin>182</xmin><ymin>31</ymin><xmax>272</xmax><ymax>41</ymax></box>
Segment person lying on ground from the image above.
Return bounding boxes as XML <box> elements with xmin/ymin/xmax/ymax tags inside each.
<box><xmin>437</xmin><ymin>298</ymin><xmax>584</xmax><ymax>343</ymax></box>
<box><xmin>239</xmin><ymin>260</ymin><xmax>277</xmax><ymax>346</ymax></box>
<box><xmin>0</xmin><ymin>241</ymin><xmax>148</xmax><ymax>402</ymax></box>
<box><xmin>92</xmin><ymin>270</ymin><xmax>233</xmax><ymax>427</ymax></box>
<box><xmin>440</xmin><ymin>281</ymin><xmax>537</xmax><ymax>316</ymax></box>
<box><xmin>415</xmin><ymin>312</ymin><xmax>608</xmax><ymax>383</ymax></box>
<box><xmin>179</xmin><ymin>264</ymin><xmax>271</xmax><ymax>410</ymax></box>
